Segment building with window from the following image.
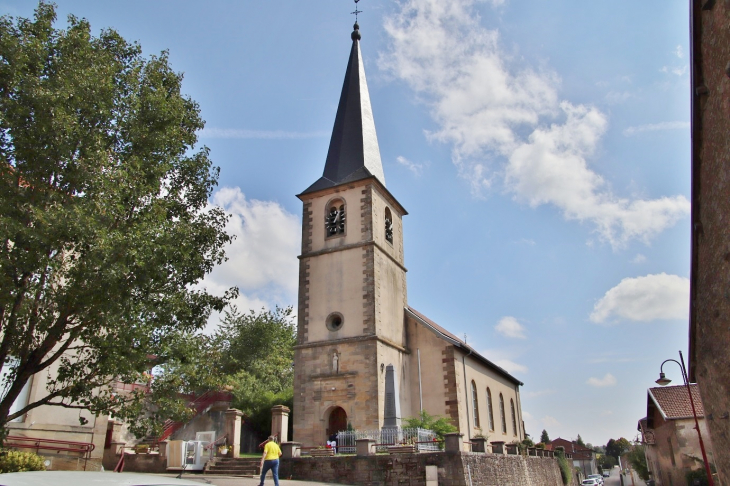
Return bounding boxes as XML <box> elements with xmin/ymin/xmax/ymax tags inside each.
<box><xmin>292</xmin><ymin>22</ymin><xmax>524</xmax><ymax>449</ymax></box>
<box><xmin>638</xmin><ymin>385</ymin><xmax>716</xmax><ymax>486</ymax></box>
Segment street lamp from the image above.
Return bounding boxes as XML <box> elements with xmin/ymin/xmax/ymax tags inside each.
<box><xmin>656</xmin><ymin>350</ymin><xmax>714</xmax><ymax>486</ymax></box>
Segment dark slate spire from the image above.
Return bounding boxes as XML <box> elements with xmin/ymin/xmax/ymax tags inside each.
<box><xmin>301</xmin><ymin>23</ymin><xmax>385</xmax><ymax>195</ymax></box>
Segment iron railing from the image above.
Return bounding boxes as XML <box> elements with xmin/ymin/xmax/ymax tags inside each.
<box><xmin>335</xmin><ymin>427</ymin><xmax>438</xmax><ymax>454</ymax></box>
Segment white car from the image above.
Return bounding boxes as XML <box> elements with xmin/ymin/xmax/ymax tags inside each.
<box><xmin>587</xmin><ymin>474</ymin><xmax>604</xmax><ymax>485</ymax></box>
<box><xmin>0</xmin><ymin>471</ymin><xmax>213</xmax><ymax>486</ymax></box>
<box><xmin>582</xmin><ymin>480</ymin><xmax>600</xmax><ymax>486</ymax></box>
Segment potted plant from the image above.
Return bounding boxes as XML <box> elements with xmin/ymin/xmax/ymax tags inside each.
<box><xmin>387</xmin><ymin>437</ymin><xmax>416</xmax><ymax>454</ymax></box>
<box><xmin>218</xmin><ymin>445</ymin><xmax>229</xmax><ymax>456</ymax></box>
<box><xmin>310</xmin><ymin>445</ymin><xmax>335</xmax><ymax>457</ymax></box>
<box><xmin>472</xmin><ymin>429</ymin><xmax>488</xmax><ymax>453</ymax></box>
<box><xmin>134</xmin><ymin>444</ymin><xmax>150</xmax><ymax>454</ymax></box>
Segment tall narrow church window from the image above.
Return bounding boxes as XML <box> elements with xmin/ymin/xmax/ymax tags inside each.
<box><xmin>510</xmin><ymin>399</ymin><xmax>517</xmax><ymax>436</ymax></box>
<box><xmin>384</xmin><ymin>207</ymin><xmax>393</xmax><ymax>243</ymax></box>
<box><xmin>499</xmin><ymin>393</ymin><xmax>507</xmax><ymax>434</ymax></box>
<box><xmin>471</xmin><ymin>381</ymin><xmax>480</xmax><ymax>428</ymax></box>
<box><xmin>325</xmin><ymin>199</ymin><xmax>346</xmax><ymax>237</ymax></box>
<box><xmin>486</xmin><ymin>388</ymin><xmax>495</xmax><ymax>431</ymax></box>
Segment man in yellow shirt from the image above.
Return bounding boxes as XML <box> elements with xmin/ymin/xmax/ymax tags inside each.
<box><xmin>258</xmin><ymin>435</ymin><xmax>282</xmax><ymax>486</ymax></box>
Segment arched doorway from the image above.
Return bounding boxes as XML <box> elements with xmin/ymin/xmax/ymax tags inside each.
<box><xmin>327</xmin><ymin>406</ymin><xmax>347</xmax><ymax>438</ymax></box>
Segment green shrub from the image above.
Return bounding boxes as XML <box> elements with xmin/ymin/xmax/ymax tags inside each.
<box><xmin>686</xmin><ymin>467</ymin><xmax>709</xmax><ymax>486</ymax></box>
<box><xmin>0</xmin><ymin>449</ymin><xmax>46</xmax><ymax>473</ymax></box>
<box><xmin>555</xmin><ymin>450</ymin><xmax>572</xmax><ymax>485</ymax></box>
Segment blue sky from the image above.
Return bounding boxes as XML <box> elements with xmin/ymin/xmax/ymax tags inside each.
<box><xmin>1</xmin><ymin>0</ymin><xmax>692</xmax><ymax>447</ymax></box>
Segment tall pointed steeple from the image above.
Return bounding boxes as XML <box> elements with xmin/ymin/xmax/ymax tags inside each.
<box><xmin>302</xmin><ymin>22</ymin><xmax>385</xmax><ymax>194</ymax></box>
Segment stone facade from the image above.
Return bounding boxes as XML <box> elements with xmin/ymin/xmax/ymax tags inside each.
<box><xmin>293</xmin><ymin>27</ymin><xmax>525</xmax><ymax>449</ymax></box>
<box><xmin>279</xmin><ymin>453</ymin><xmax>577</xmax><ymax>486</ymax></box>
<box><xmin>689</xmin><ymin>0</ymin><xmax>730</xmax><ymax>483</ymax></box>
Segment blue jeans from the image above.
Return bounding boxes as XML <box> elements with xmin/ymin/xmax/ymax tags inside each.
<box><xmin>259</xmin><ymin>458</ymin><xmax>279</xmax><ymax>486</ymax></box>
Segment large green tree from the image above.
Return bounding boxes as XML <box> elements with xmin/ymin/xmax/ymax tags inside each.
<box><xmin>606</xmin><ymin>437</ymin><xmax>631</xmax><ymax>460</ymax></box>
<box><xmin>0</xmin><ymin>2</ymin><xmax>235</xmax><ymax>433</ymax></box>
<box><xmin>212</xmin><ymin>306</ymin><xmax>296</xmax><ymax>439</ymax></box>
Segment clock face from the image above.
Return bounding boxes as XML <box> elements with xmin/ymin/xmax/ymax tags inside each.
<box><xmin>325</xmin><ymin>205</ymin><xmax>345</xmax><ymax>236</ymax></box>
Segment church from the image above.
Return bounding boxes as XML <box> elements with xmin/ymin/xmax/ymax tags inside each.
<box><xmin>292</xmin><ymin>22</ymin><xmax>525</xmax><ymax>450</ymax></box>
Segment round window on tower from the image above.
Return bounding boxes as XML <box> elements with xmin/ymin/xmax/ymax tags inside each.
<box><xmin>326</xmin><ymin>312</ymin><xmax>344</xmax><ymax>332</ymax></box>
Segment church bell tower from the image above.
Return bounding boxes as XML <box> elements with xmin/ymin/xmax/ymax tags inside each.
<box><xmin>292</xmin><ymin>22</ymin><xmax>409</xmax><ymax>446</ymax></box>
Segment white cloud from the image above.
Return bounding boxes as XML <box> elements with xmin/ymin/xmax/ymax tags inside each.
<box><xmin>199</xmin><ymin>127</ymin><xmax>328</xmax><ymax>139</ymax></box>
<box><xmin>675</xmin><ymin>45</ymin><xmax>684</xmax><ymax>59</ymax></box>
<box><xmin>396</xmin><ymin>155</ymin><xmax>424</xmax><ymax>175</ymax></box>
<box><xmin>542</xmin><ymin>416</ymin><xmax>560</xmax><ymax>427</ymax></box>
<box><xmin>201</xmin><ymin>187</ymin><xmax>300</xmax><ymax>331</ymax></box>
<box><xmin>590</xmin><ymin>273</ymin><xmax>690</xmax><ymax>323</ymax></box>
<box><xmin>587</xmin><ymin>373</ymin><xmax>617</xmax><ymax>387</ymax></box>
<box><xmin>623</xmin><ymin>121</ymin><xmax>690</xmax><ymax>136</ymax></box>
<box><xmin>660</xmin><ymin>65</ymin><xmax>688</xmax><ymax>76</ymax></box>
<box><xmin>632</xmin><ymin>253</ymin><xmax>646</xmax><ymax>264</ymax></box>
<box><xmin>482</xmin><ymin>348</ymin><xmax>528</xmax><ymax>374</ymax></box>
<box><xmin>495</xmin><ymin>316</ymin><xmax>527</xmax><ymax>339</ymax></box>
<box><xmin>601</xmin><ymin>410</ymin><xmax>613</xmax><ymax>417</ymax></box>
<box><xmin>379</xmin><ymin>0</ymin><xmax>689</xmax><ymax>248</ymax></box>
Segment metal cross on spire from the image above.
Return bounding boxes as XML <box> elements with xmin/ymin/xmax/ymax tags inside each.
<box><xmin>351</xmin><ymin>0</ymin><xmax>362</xmax><ymax>22</ymax></box>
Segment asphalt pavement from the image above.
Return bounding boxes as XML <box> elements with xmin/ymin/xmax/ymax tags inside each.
<box><xmin>156</xmin><ymin>473</ymin><xmax>345</xmax><ymax>486</ymax></box>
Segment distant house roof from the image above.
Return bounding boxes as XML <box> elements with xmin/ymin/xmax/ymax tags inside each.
<box><xmin>405</xmin><ymin>306</ymin><xmax>523</xmax><ymax>386</ymax></box>
<box><xmin>547</xmin><ymin>438</ymin><xmax>595</xmax><ymax>459</ymax></box>
<box><xmin>648</xmin><ymin>384</ymin><xmax>704</xmax><ymax>421</ymax></box>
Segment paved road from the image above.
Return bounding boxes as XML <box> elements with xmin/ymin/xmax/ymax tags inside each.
<box><xmin>601</xmin><ymin>470</ymin><xmax>647</xmax><ymax>486</ymax></box>
<box><xmin>155</xmin><ymin>473</ymin><xmax>345</xmax><ymax>486</ymax></box>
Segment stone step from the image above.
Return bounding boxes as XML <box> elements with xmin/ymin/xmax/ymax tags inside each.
<box><xmin>205</xmin><ymin>468</ymin><xmax>258</xmax><ymax>476</ymax></box>
<box><xmin>204</xmin><ymin>457</ymin><xmax>261</xmax><ymax>476</ymax></box>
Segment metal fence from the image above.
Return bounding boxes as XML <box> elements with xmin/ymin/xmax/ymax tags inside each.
<box><xmin>335</xmin><ymin>427</ymin><xmax>439</xmax><ymax>454</ymax></box>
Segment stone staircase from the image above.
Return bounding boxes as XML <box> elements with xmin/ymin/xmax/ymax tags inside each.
<box><xmin>204</xmin><ymin>457</ymin><xmax>261</xmax><ymax>477</ymax></box>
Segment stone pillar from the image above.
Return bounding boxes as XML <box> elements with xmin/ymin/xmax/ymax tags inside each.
<box><xmin>271</xmin><ymin>405</ymin><xmax>290</xmax><ymax>442</ymax></box>
<box><xmin>281</xmin><ymin>442</ymin><xmax>301</xmax><ymax>459</ymax></box>
<box><xmin>158</xmin><ymin>441</ymin><xmax>168</xmax><ymax>458</ymax></box>
<box><xmin>490</xmin><ymin>441</ymin><xmax>506</xmax><ymax>454</ymax></box>
<box><xmin>471</xmin><ymin>437</ymin><xmax>487</xmax><ymax>453</ymax></box>
<box><xmin>224</xmin><ymin>408</ymin><xmax>243</xmax><ymax>457</ymax></box>
<box><xmin>444</xmin><ymin>432</ymin><xmax>464</xmax><ymax>453</ymax></box>
<box><xmin>383</xmin><ymin>365</ymin><xmax>401</xmax><ymax>429</ymax></box>
<box><xmin>356</xmin><ymin>438</ymin><xmax>376</xmax><ymax>456</ymax></box>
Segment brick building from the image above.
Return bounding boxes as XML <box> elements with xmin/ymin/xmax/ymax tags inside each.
<box><xmin>638</xmin><ymin>385</ymin><xmax>715</xmax><ymax>485</ymax></box>
<box><xmin>292</xmin><ymin>23</ymin><xmax>525</xmax><ymax>448</ymax></box>
<box><xmin>688</xmin><ymin>0</ymin><xmax>730</xmax><ymax>483</ymax></box>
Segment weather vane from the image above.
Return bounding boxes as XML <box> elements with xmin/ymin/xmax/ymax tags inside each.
<box><xmin>351</xmin><ymin>0</ymin><xmax>362</xmax><ymax>22</ymax></box>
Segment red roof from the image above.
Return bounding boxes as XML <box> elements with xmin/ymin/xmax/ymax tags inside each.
<box><xmin>649</xmin><ymin>384</ymin><xmax>704</xmax><ymax>419</ymax></box>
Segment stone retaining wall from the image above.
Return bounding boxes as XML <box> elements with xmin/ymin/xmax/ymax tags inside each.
<box><xmin>280</xmin><ymin>451</ymin><xmax>580</xmax><ymax>486</ymax></box>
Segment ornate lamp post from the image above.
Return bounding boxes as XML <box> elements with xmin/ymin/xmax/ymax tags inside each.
<box><xmin>655</xmin><ymin>351</ymin><xmax>714</xmax><ymax>486</ymax></box>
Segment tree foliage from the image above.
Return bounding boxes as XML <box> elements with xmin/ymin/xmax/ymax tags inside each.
<box><xmin>576</xmin><ymin>434</ymin><xmax>585</xmax><ymax>447</ymax></box>
<box><xmin>606</xmin><ymin>437</ymin><xmax>631</xmax><ymax>459</ymax></box>
<box><xmin>540</xmin><ymin>429</ymin><xmax>550</xmax><ymax>444</ymax></box>
<box><xmin>212</xmin><ymin>307</ymin><xmax>296</xmax><ymax>439</ymax></box>
<box><xmin>598</xmin><ymin>453</ymin><xmax>617</xmax><ymax>470</ymax></box>
<box><xmin>626</xmin><ymin>444</ymin><xmax>650</xmax><ymax>481</ymax></box>
<box><xmin>404</xmin><ymin>410</ymin><xmax>457</xmax><ymax>447</ymax></box>
<box><xmin>0</xmin><ymin>2</ymin><xmax>235</xmax><ymax>433</ymax></box>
